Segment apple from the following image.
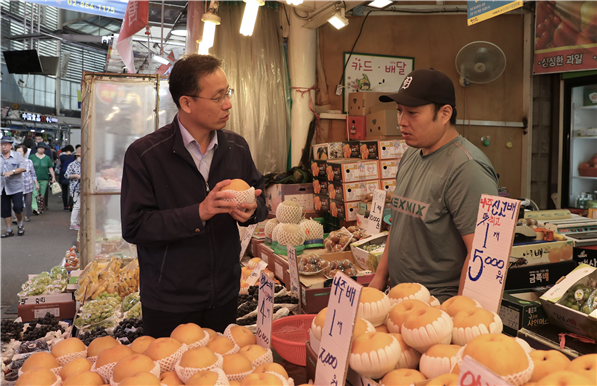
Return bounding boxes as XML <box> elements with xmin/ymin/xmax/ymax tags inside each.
<box><xmin>580</xmin><ymin>162</ymin><xmax>590</xmax><ymax>168</ymax></box>
<box><xmin>589</xmin><ymin>154</ymin><xmax>597</xmax><ymax>167</ymax></box>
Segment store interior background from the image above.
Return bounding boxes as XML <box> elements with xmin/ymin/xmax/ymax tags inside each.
<box><xmin>0</xmin><ymin>1</ymin><xmax>584</xmax><ymax>211</ymax></box>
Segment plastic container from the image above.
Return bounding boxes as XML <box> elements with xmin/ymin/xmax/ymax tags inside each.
<box><xmin>271</xmin><ymin>314</ymin><xmax>316</xmax><ymax>366</ymax></box>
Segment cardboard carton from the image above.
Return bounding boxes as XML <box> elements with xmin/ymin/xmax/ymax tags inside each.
<box><xmin>351</xmin><ymin>232</ymin><xmax>389</xmax><ymax>270</ymax></box>
<box><xmin>381</xmin><ymin>179</ymin><xmax>396</xmax><ymax>193</ymax></box>
<box><xmin>312</xmin><ymin>178</ymin><xmax>329</xmax><ymax>196</ymax></box>
<box><xmin>380</xmin><ymin>159</ymin><xmax>399</xmax><ymax>179</ymax></box>
<box><xmin>366</xmin><ymin>109</ymin><xmax>400</xmax><ymax>137</ymax></box>
<box><xmin>499</xmin><ymin>289</ymin><xmax>550</xmax><ymax>336</ymax></box>
<box><xmin>505</xmin><ymin>260</ymin><xmax>577</xmax><ymax>290</ymax></box>
<box><xmin>18</xmin><ymin>292</ymin><xmax>76</xmax><ymax>322</ymax></box>
<box><xmin>310</xmin><ymin>159</ymin><xmax>328</xmax><ymax>179</ymax></box>
<box><xmin>266</xmin><ymin>183</ymin><xmax>314</xmax><ymax>214</ymax></box>
<box><xmin>348</xmin><ymin>92</ymin><xmax>387</xmax><ymax>116</ymax></box>
<box><xmin>326</xmin><ymin>160</ymin><xmax>380</xmax><ymax>183</ymax></box>
<box><xmin>573</xmin><ymin>245</ymin><xmax>597</xmax><ymax>268</ymax></box>
<box><xmin>328</xmin><ymin>180</ymin><xmax>380</xmax><ymax>202</ymax></box>
<box><xmin>347</xmin><ymin>116</ymin><xmax>366</xmax><ymax>140</ymax></box>
<box><xmin>329</xmin><ymin>200</ymin><xmax>359</xmax><ymax>221</ymax></box>
<box><xmin>509</xmin><ymin>240</ymin><xmax>574</xmax><ymax>267</ymax></box>
<box><xmin>313</xmin><ymin>195</ymin><xmax>330</xmax><ymax>212</ymax></box>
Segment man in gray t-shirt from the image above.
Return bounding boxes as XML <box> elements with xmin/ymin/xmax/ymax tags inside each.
<box><xmin>369</xmin><ymin>69</ymin><xmax>498</xmax><ymax>302</ymax></box>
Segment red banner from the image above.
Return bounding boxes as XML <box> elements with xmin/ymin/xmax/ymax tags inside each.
<box><xmin>533</xmin><ymin>1</ymin><xmax>597</xmax><ymax>74</ymax></box>
<box><xmin>116</xmin><ymin>1</ymin><xmax>149</xmax><ymax>74</ymax></box>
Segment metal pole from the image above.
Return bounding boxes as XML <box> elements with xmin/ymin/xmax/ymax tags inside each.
<box><xmin>161</xmin><ymin>0</ymin><xmax>164</xmax><ymax>56</ymax></box>
<box><xmin>186</xmin><ymin>1</ymin><xmax>204</xmax><ymax>54</ymax></box>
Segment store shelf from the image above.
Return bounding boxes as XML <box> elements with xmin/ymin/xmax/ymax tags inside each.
<box><xmin>319</xmin><ymin>113</ymin><xmax>347</xmax><ymax>120</ymax></box>
<box><xmin>572</xmin><ymin>176</ymin><xmax>597</xmax><ymax>180</ymax></box>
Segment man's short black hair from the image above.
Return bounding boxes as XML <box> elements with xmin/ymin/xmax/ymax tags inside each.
<box><xmin>35</xmin><ymin>133</ymin><xmax>43</xmax><ymax>138</ymax></box>
<box><xmin>169</xmin><ymin>54</ymin><xmax>223</xmax><ymax>109</ymax></box>
<box><xmin>75</xmin><ymin>144</ymin><xmax>81</xmax><ymax>150</ymax></box>
<box><xmin>63</xmin><ymin>145</ymin><xmax>75</xmax><ymax>153</ymax></box>
<box><xmin>433</xmin><ymin>103</ymin><xmax>457</xmax><ymax>125</ymax></box>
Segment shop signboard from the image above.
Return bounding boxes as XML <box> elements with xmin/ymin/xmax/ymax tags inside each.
<box><xmin>256</xmin><ymin>271</ymin><xmax>274</xmax><ymax>349</ymax></box>
<box><xmin>533</xmin><ymin>1</ymin><xmax>597</xmax><ymax>74</ymax></box>
<box><xmin>462</xmin><ymin>195</ymin><xmax>520</xmax><ymax>313</ymax></box>
<box><xmin>467</xmin><ymin>1</ymin><xmax>522</xmax><ymax>26</ymax></box>
<box><xmin>27</xmin><ymin>0</ymin><xmax>127</xmax><ymax>19</ymax></box>
<box><xmin>342</xmin><ymin>52</ymin><xmax>414</xmax><ymax>114</ymax></box>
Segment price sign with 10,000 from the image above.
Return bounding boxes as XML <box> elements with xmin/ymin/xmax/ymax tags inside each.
<box><xmin>287</xmin><ymin>246</ymin><xmax>301</xmax><ymax>303</ymax></box>
<box><xmin>256</xmin><ymin>271</ymin><xmax>274</xmax><ymax>349</ymax></box>
<box><xmin>315</xmin><ymin>271</ymin><xmax>363</xmax><ymax>386</ymax></box>
<box><xmin>366</xmin><ymin>189</ymin><xmax>386</xmax><ymax>236</ymax></box>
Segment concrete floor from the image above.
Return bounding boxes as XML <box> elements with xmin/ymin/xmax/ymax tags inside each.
<box><xmin>1</xmin><ymin>195</ymin><xmax>77</xmax><ymax>319</ymax></box>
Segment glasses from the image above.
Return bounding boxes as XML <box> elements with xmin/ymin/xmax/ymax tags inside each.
<box><xmin>186</xmin><ymin>88</ymin><xmax>234</xmax><ymax>104</ymax></box>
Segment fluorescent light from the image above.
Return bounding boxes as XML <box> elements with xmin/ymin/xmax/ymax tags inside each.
<box><xmin>240</xmin><ymin>0</ymin><xmax>264</xmax><ymax>37</ymax></box>
<box><xmin>153</xmin><ymin>55</ymin><xmax>170</xmax><ymax>65</ymax></box>
<box><xmin>201</xmin><ymin>13</ymin><xmax>221</xmax><ymax>49</ymax></box>
<box><xmin>41</xmin><ymin>130</ymin><xmax>45</xmax><ymax>133</ymax></box>
<box><xmin>328</xmin><ymin>9</ymin><xmax>349</xmax><ymax>30</ymax></box>
<box><xmin>286</xmin><ymin>0</ymin><xmax>303</xmax><ymax>4</ymax></box>
<box><xmin>171</xmin><ymin>27</ymin><xmax>187</xmax><ymax>37</ymax></box>
<box><xmin>198</xmin><ymin>42</ymin><xmax>210</xmax><ymax>55</ymax></box>
<box><xmin>368</xmin><ymin>0</ymin><xmax>392</xmax><ymax>8</ymax></box>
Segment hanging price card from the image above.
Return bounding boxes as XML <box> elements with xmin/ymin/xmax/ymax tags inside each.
<box><xmin>315</xmin><ymin>271</ymin><xmax>363</xmax><ymax>386</ymax></box>
<box><xmin>366</xmin><ymin>189</ymin><xmax>386</xmax><ymax>236</ymax></box>
<box><xmin>462</xmin><ymin>194</ymin><xmax>520</xmax><ymax>313</ymax></box>
<box><xmin>256</xmin><ymin>271</ymin><xmax>274</xmax><ymax>349</ymax></box>
<box><xmin>287</xmin><ymin>246</ymin><xmax>302</xmax><ymax>304</ymax></box>
<box><xmin>239</xmin><ymin>223</ymin><xmax>258</xmax><ymax>261</ymax></box>
<box><xmin>459</xmin><ymin>355</ymin><xmax>512</xmax><ymax>386</ymax></box>
<box><xmin>245</xmin><ymin>261</ymin><xmax>268</xmax><ymax>286</ymax></box>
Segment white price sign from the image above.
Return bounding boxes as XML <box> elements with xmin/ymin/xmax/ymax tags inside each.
<box><xmin>256</xmin><ymin>271</ymin><xmax>274</xmax><ymax>349</ymax></box>
<box><xmin>462</xmin><ymin>195</ymin><xmax>520</xmax><ymax>313</ymax></box>
<box><xmin>239</xmin><ymin>224</ymin><xmax>258</xmax><ymax>261</ymax></box>
<box><xmin>366</xmin><ymin>189</ymin><xmax>386</xmax><ymax>236</ymax></box>
<box><xmin>315</xmin><ymin>271</ymin><xmax>362</xmax><ymax>386</ymax></box>
<box><xmin>245</xmin><ymin>261</ymin><xmax>268</xmax><ymax>286</ymax></box>
<box><xmin>458</xmin><ymin>355</ymin><xmax>512</xmax><ymax>386</ymax></box>
<box><xmin>287</xmin><ymin>246</ymin><xmax>301</xmax><ymax>304</ymax></box>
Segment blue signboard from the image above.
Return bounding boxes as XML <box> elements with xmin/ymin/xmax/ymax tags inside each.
<box><xmin>467</xmin><ymin>1</ymin><xmax>522</xmax><ymax>26</ymax></box>
<box><xmin>27</xmin><ymin>0</ymin><xmax>128</xmax><ymax>19</ymax></box>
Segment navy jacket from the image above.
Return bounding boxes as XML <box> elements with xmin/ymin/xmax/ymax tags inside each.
<box><xmin>121</xmin><ymin>117</ymin><xmax>267</xmax><ymax>313</ymax></box>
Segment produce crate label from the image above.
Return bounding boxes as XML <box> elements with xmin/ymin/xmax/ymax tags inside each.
<box><xmin>462</xmin><ymin>195</ymin><xmax>520</xmax><ymax>313</ymax></box>
<box><xmin>458</xmin><ymin>355</ymin><xmax>512</xmax><ymax>386</ymax></box>
<box><xmin>256</xmin><ymin>272</ymin><xmax>274</xmax><ymax>349</ymax></box>
<box><xmin>380</xmin><ymin>160</ymin><xmax>399</xmax><ymax>179</ymax></box>
<box><xmin>315</xmin><ymin>271</ymin><xmax>362</xmax><ymax>386</ymax></box>
<box><xmin>34</xmin><ymin>308</ymin><xmax>60</xmax><ymax>319</ymax></box>
<box><xmin>246</xmin><ymin>261</ymin><xmax>268</xmax><ymax>286</ymax></box>
<box><xmin>260</xmin><ymin>251</ymin><xmax>269</xmax><ymax>264</ymax></box>
<box><xmin>366</xmin><ymin>190</ymin><xmax>386</xmax><ymax>236</ymax></box>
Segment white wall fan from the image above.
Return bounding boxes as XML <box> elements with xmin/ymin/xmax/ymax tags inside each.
<box><xmin>455</xmin><ymin>41</ymin><xmax>506</xmax><ymax>87</ymax></box>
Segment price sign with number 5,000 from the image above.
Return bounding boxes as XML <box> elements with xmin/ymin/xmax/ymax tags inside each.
<box><xmin>256</xmin><ymin>271</ymin><xmax>274</xmax><ymax>349</ymax></box>
<box><xmin>315</xmin><ymin>271</ymin><xmax>363</xmax><ymax>386</ymax></box>
<box><xmin>366</xmin><ymin>190</ymin><xmax>386</xmax><ymax>236</ymax></box>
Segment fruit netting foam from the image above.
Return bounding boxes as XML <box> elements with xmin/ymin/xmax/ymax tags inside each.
<box><xmin>156</xmin><ymin>343</ymin><xmax>188</xmax><ymax>373</ymax></box>
<box><xmin>186</xmin><ymin>331</ymin><xmax>210</xmax><ymax>350</ymax></box>
<box><xmin>174</xmin><ymin>352</ymin><xmax>223</xmax><ymax>384</ymax></box>
<box><xmin>349</xmin><ymin>335</ymin><xmax>402</xmax><ymax>379</ymax></box>
<box><xmin>18</xmin><ymin>366</ymin><xmax>62</xmax><ymax>379</ymax></box>
<box><xmin>55</xmin><ymin>348</ymin><xmax>88</xmax><ymax>366</ymax></box>
<box><xmin>223</xmin><ymin>187</ymin><xmax>255</xmax><ymax>209</ymax></box>
<box><xmin>451</xmin><ymin>312</ymin><xmax>503</xmax><ymax>346</ymax></box>
<box><xmin>92</xmin><ymin>360</ymin><xmax>118</xmax><ymax>383</ymax></box>
<box><xmin>109</xmin><ymin>360</ymin><xmax>160</xmax><ymax>386</ymax></box>
<box><xmin>249</xmin><ymin>349</ymin><xmax>274</xmax><ymax>368</ymax></box>
<box><xmin>276</xmin><ymin>225</ymin><xmax>306</xmax><ymax>247</ymax></box>
<box><xmin>224</xmin><ymin>368</ymin><xmax>253</xmax><ymax>382</ymax></box>
<box><xmin>276</xmin><ymin>204</ymin><xmax>303</xmax><ymax>224</ymax></box>
<box><xmin>300</xmin><ymin>220</ymin><xmax>324</xmax><ymax>241</ymax></box>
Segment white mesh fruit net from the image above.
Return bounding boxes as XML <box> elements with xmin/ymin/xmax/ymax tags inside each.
<box><xmin>87</xmin><ymin>355</ymin><xmax>98</xmax><ymax>364</ymax></box>
<box><xmin>223</xmin><ymin>325</ymin><xmax>248</xmax><ymax>351</ymax></box>
<box><xmin>276</xmin><ymin>224</ymin><xmax>306</xmax><ymax>247</ymax></box>
<box><xmin>225</xmin><ymin>368</ymin><xmax>253</xmax><ymax>382</ymax></box>
<box><xmin>186</xmin><ymin>331</ymin><xmax>210</xmax><ymax>350</ymax></box>
<box><xmin>455</xmin><ymin>345</ymin><xmax>534</xmax><ymax>386</ymax></box>
<box><xmin>156</xmin><ymin>344</ymin><xmax>188</xmax><ymax>373</ymax></box>
<box><xmin>92</xmin><ymin>360</ymin><xmax>118</xmax><ymax>383</ymax></box>
<box><xmin>249</xmin><ymin>349</ymin><xmax>274</xmax><ymax>368</ymax></box>
<box><xmin>174</xmin><ymin>352</ymin><xmax>223</xmax><ymax>384</ymax></box>
<box><xmin>265</xmin><ymin>371</ymin><xmax>293</xmax><ymax>386</ymax></box>
<box><xmin>272</xmin><ymin>223</ymin><xmax>283</xmax><ymax>243</ymax></box>
<box><xmin>18</xmin><ymin>366</ymin><xmax>62</xmax><ymax>379</ymax></box>
<box><xmin>276</xmin><ymin>203</ymin><xmax>303</xmax><ymax>224</ymax></box>
<box><xmin>223</xmin><ymin>187</ymin><xmax>255</xmax><ymax>209</ymax></box>
<box><xmin>300</xmin><ymin>220</ymin><xmax>324</xmax><ymax>241</ymax></box>
<box><xmin>265</xmin><ymin>219</ymin><xmax>279</xmax><ymax>239</ymax></box>
<box><xmin>55</xmin><ymin>348</ymin><xmax>88</xmax><ymax>366</ymax></box>
<box><xmin>110</xmin><ymin>361</ymin><xmax>160</xmax><ymax>386</ymax></box>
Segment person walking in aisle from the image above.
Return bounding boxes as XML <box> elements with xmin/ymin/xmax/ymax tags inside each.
<box><xmin>29</xmin><ymin>143</ymin><xmax>55</xmax><ymax>211</ymax></box>
<box><xmin>58</xmin><ymin>145</ymin><xmax>75</xmax><ymax>210</ymax></box>
<box><xmin>64</xmin><ymin>147</ymin><xmax>82</xmax><ymax>230</ymax></box>
<box><xmin>1</xmin><ymin>136</ymin><xmax>27</xmax><ymax>237</ymax></box>
<box><xmin>15</xmin><ymin>145</ymin><xmax>38</xmax><ymax>222</ymax></box>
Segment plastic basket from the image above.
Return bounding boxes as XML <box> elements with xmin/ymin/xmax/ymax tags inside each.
<box><xmin>271</xmin><ymin>314</ymin><xmax>316</xmax><ymax>366</ymax></box>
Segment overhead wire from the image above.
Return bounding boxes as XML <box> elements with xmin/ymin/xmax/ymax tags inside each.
<box><xmin>338</xmin><ymin>10</ymin><xmax>373</xmax><ymax>86</ymax></box>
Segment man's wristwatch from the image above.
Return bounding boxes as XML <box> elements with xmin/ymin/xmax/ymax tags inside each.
<box><xmin>12</xmin><ymin>170</ymin><xmax>16</xmax><ymax>176</ymax></box>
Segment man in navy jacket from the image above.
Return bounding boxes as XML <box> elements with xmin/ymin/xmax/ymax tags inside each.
<box><xmin>121</xmin><ymin>55</ymin><xmax>267</xmax><ymax>337</ymax></box>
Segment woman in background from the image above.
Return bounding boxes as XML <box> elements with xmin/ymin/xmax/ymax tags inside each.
<box><xmin>59</xmin><ymin>145</ymin><xmax>75</xmax><ymax>210</ymax></box>
<box><xmin>15</xmin><ymin>145</ymin><xmax>38</xmax><ymax>221</ymax></box>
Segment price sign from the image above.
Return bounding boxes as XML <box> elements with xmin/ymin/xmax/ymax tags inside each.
<box><xmin>366</xmin><ymin>189</ymin><xmax>386</xmax><ymax>235</ymax></box>
<box><xmin>458</xmin><ymin>355</ymin><xmax>512</xmax><ymax>386</ymax></box>
<box><xmin>239</xmin><ymin>224</ymin><xmax>258</xmax><ymax>261</ymax></box>
<box><xmin>462</xmin><ymin>195</ymin><xmax>520</xmax><ymax>313</ymax></box>
<box><xmin>256</xmin><ymin>271</ymin><xmax>274</xmax><ymax>349</ymax></box>
<box><xmin>287</xmin><ymin>246</ymin><xmax>302</xmax><ymax>304</ymax></box>
<box><xmin>315</xmin><ymin>271</ymin><xmax>362</xmax><ymax>386</ymax></box>
<box><xmin>245</xmin><ymin>261</ymin><xmax>268</xmax><ymax>286</ymax></box>
<box><xmin>346</xmin><ymin>369</ymin><xmax>377</xmax><ymax>386</ymax></box>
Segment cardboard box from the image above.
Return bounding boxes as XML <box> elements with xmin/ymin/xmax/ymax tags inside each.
<box><xmin>366</xmin><ymin>109</ymin><xmax>400</xmax><ymax>137</ymax></box>
<box><xmin>505</xmin><ymin>260</ymin><xmax>577</xmax><ymax>291</ymax></box>
<box><xmin>379</xmin><ymin>140</ymin><xmax>405</xmax><ymax>160</ymax></box>
<box><xmin>328</xmin><ymin>180</ymin><xmax>380</xmax><ymax>202</ymax></box>
<box><xmin>509</xmin><ymin>240</ymin><xmax>575</xmax><ymax>267</ymax></box>
<box><xmin>257</xmin><ymin>243</ymin><xmax>276</xmax><ymax>273</ymax></box>
<box><xmin>248</xmin><ymin>238</ymin><xmax>264</xmax><ymax>258</ymax></box>
<box><xmin>330</xmin><ymin>200</ymin><xmax>359</xmax><ymax>221</ymax></box>
<box><xmin>313</xmin><ymin>195</ymin><xmax>330</xmax><ymax>212</ymax></box>
<box><xmin>326</xmin><ymin>160</ymin><xmax>380</xmax><ymax>183</ymax></box>
<box><xmin>351</xmin><ymin>232</ymin><xmax>389</xmax><ymax>270</ymax></box>
<box><xmin>381</xmin><ymin>179</ymin><xmax>396</xmax><ymax>193</ymax></box>
<box><xmin>273</xmin><ymin>253</ymin><xmax>291</xmax><ymax>290</ymax></box>
<box><xmin>499</xmin><ymin>289</ymin><xmax>550</xmax><ymax>336</ymax></box>
<box><xmin>310</xmin><ymin>159</ymin><xmax>327</xmax><ymax>179</ymax></box>
<box><xmin>348</xmin><ymin>92</ymin><xmax>387</xmax><ymax>116</ymax></box>
<box><xmin>370</xmin><ymin>104</ymin><xmax>395</xmax><ymax>114</ymax></box>
<box><xmin>347</xmin><ymin>116</ymin><xmax>366</xmax><ymax>141</ymax></box>
<box><xmin>18</xmin><ymin>292</ymin><xmax>76</xmax><ymax>322</ymax></box>
<box><xmin>306</xmin><ymin>341</ymin><xmax>317</xmax><ymax>384</ymax></box>
<box><xmin>312</xmin><ymin>178</ymin><xmax>329</xmax><ymax>196</ymax></box>
<box><xmin>540</xmin><ymin>264</ymin><xmax>597</xmax><ymax>339</ymax></box>
<box><xmin>380</xmin><ymin>159</ymin><xmax>399</xmax><ymax>179</ymax></box>
<box><xmin>266</xmin><ymin>183</ymin><xmax>314</xmax><ymax>214</ymax></box>
<box><xmin>573</xmin><ymin>245</ymin><xmax>597</xmax><ymax>267</ymax></box>
<box><xmin>313</xmin><ymin>141</ymin><xmax>361</xmax><ymax>160</ymax></box>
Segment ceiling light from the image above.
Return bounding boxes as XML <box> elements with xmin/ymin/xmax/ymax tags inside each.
<box><xmin>328</xmin><ymin>8</ymin><xmax>349</xmax><ymax>30</ymax></box>
<box><xmin>286</xmin><ymin>0</ymin><xmax>303</xmax><ymax>4</ymax></box>
<box><xmin>198</xmin><ymin>42</ymin><xmax>210</xmax><ymax>55</ymax></box>
<box><xmin>170</xmin><ymin>25</ymin><xmax>187</xmax><ymax>37</ymax></box>
<box><xmin>152</xmin><ymin>54</ymin><xmax>170</xmax><ymax>65</ymax></box>
<box><xmin>240</xmin><ymin>0</ymin><xmax>264</xmax><ymax>37</ymax></box>
<box><xmin>368</xmin><ymin>0</ymin><xmax>393</xmax><ymax>8</ymax></box>
<box><xmin>201</xmin><ymin>12</ymin><xmax>221</xmax><ymax>49</ymax></box>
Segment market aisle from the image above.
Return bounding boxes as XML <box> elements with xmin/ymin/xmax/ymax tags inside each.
<box><xmin>1</xmin><ymin>195</ymin><xmax>77</xmax><ymax>319</ymax></box>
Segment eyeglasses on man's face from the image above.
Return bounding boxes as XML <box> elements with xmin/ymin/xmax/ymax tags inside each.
<box><xmin>185</xmin><ymin>88</ymin><xmax>234</xmax><ymax>104</ymax></box>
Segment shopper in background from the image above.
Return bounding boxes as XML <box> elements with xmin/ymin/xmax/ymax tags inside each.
<box><xmin>369</xmin><ymin>69</ymin><xmax>499</xmax><ymax>303</ymax></box>
<box><xmin>121</xmin><ymin>54</ymin><xmax>267</xmax><ymax>337</ymax></box>
<box><xmin>59</xmin><ymin>145</ymin><xmax>75</xmax><ymax>210</ymax></box>
<box><xmin>15</xmin><ymin>145</ymin><xmax>38</xmax><ymax>222</ymax></box>
<box><xmin>29</xmin><ymin>143</ymin><xmax>55</xmax><ymax>210</ymax></box>
<box><xmin>30</xmin><ymin>133</ymin><xmax>52</xmax><ymax>158</ymax></box>
<box><xmin>1</xmin><ymin>136</ymin><xmax>27</xmax><ymax>237</ymax></box>
<box><xmin>64</xmin><ymin>147</ymin><xmax>82</xmax><ymax>230</ymax></box>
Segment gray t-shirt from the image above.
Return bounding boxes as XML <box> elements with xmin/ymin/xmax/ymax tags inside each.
<box><xmin>388</xmin><ymin>136</ymin><xmax>498</xmax><ymax>301</ymax></box>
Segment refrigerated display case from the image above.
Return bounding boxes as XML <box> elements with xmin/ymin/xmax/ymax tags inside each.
<box><xmin>560</xmin><ymin>74</ymin><xmax>597</xmax><ymax>209</ymax></box>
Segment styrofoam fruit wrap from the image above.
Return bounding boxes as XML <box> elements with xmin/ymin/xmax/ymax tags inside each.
<box><xmin>396</xmin><ymin>345</ymin><xmax>420</xmax><ymax>370</ymax></box>
<box><xmin>429</xmin><ymin>296</ymin><xmax>441</xmax><ymax>307</ymax></box>
<box><xmin>272</xmin><ymin>223</ymin><xmax>283</xmax><ymax>243</ymax></box>
<box><xmin>18</xmin><ymin>366</ymin><xmax>62</xmax><ymax>379</ymax></box>
<box><xmin>155</xmin><ymin>343</ymin><xmax>188</xmax><ymax>374</ymax></box>
<box><xmin>91</xmin><ymin>360</ymin><xmax>118</xmax><ymax>383</ymax></box>
<box><xmin>186</xmin><ymin>330</ymin><xmax>211</xmax><ymax>350</ymax></box>
<box><xmin>265</xmin><ymin>219</ymin><xmax>279</xmax><ymax>239</ymax></box>
<box><xmin>223</xmin><ymin>324</ymin><xmax>249</xmax><ymax>352</ymax></box>
<box><xmin>187</xmin><ymin>367</ymin><xmax>230</xmax><ymax>386</ymax></box>
<box><xmin>451</xmin><ymin>312</ymin><xmax>503</xmax><ymax>346</ymax></box>
<box><xmin>223</xmin><ymin>187</ymin><xmax>255</xmax><ymax>209</ymax></box>
<box><xmin>276</xmin><ymin>224</ymin><xmax>306</xmax><ymax>247</ymax></box>
<box><xmin>276</xmin><ymin>202</ymin><xmax>303</xmax><ymax>224</ymax></box>
<box><xmin>109</xmin><ymin>360</ymin><xmax>160</xmax><ymax>386</ymax></box>
<box><xmin>349</xmin><ymin>335</ymin><xmax>402</xmax><ymax>379</ymax></box>
<box><xmin>514</xmin><ymin>337</ymin><xmax>534</xmax><ymax>354</ymax></box>
<box><xmin>300</xmin><ymin>220</ymin><xmax>324</xmax><ymax>241</ymax></box>
<box><xmin>419</xmin><ymin>350</ymin><xmax>459</xmax><ymax>379</ymax></box>
<box><xmin>248</xmin><ymin>348</ymin><xmax>274</xmax><ymax>368</ymax></box>
<box><xmin>174</xmin><ymin>352</ymin><xmax>223</xmax><ymax>384</ymax></box>
<box><xmin>388</xmin><ymin>284</ymin><xmax>431</xmax><ymax>306</ymax></box>
<box><xmin>454</xmin><ymin>345</ymin><xmax>534</xmax><ymax>386</ymax></box>
<box><xmin>224</xmin><ymin>368</ymin><xmax>253</xmax><ymax>382</ymax></box>
<box><xmin>401</xmin><ymin>310</ymin><xmax>453</xmax><ymax>354</ymax></box>
<box><xmin>357</xmin><ymin>293</ymin><xmax>392</xmax><ymax>327</ymax></box>
<box><xmin>87</xmin><ymin>355</ymin><xmax>98</xmax><ymax>364</ymax></box>
<box><xmin>55</xmin><ymin>348</ymin><xmax>88</xmax><ymax>366</ymax></box>
<box><xmin>310</xmin><ymin>318</ymin><xmax>323</xmax><ymax>341</ymax></box>
<box><xmin>264</xmin><ymin>371</ymin><xmax>294</xmax><ymax>386</ymax></box>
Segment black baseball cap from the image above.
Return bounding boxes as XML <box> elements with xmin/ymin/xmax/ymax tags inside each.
<box><xmin>379</xmin><ymin>69</ymin><xmax>456</xmax><ymax>107</ymax></box>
